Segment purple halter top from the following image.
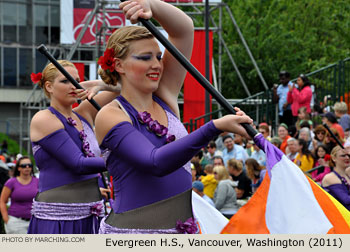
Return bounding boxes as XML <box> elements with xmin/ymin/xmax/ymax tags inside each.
<box><xmin>32</xmin><ymin>107</ymin><xmax>99</xmax><ymax>192</ymax></box>
<box><xmin>101</xmin><ymin>95</ymin><xmax>192</xmax><ymax>213</ymax></box>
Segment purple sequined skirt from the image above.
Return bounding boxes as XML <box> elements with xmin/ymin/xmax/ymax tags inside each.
<box><xmin>99</xmin><ymin>216</ymin><xmax>180</xmax><ymax>234</ymax></box>
<box><xmin>28</xmin><ymin>200</ymin><xmax>105</xmax><ymax>234</ymax></box>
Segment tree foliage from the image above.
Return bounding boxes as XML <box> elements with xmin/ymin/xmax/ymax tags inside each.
<box><xmin>214</xmin><ymin>0</ymin><xmax>350</xmax><ymax>98</ymax></box>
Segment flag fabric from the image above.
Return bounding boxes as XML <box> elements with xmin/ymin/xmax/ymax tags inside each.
<box><xmin>221</xmin><ymin>134</ymin><xmax>350</xmax><ymax>234</ymax></box>
<box><xmin>192</xmin><ymin>191</ymin><xmax>228</xmax><ymax>234</ymax></box>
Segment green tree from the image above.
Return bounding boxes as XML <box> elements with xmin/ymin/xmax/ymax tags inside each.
<box><xmin>216</xmin><ymin>0</ymin><xmax>350</xmax><ymax>98</ymax></box>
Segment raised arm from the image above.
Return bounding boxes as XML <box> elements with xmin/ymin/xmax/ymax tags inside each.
<box><xmin>120</xmin><ymin>0</ymin><xmax>194</xmax><ymax>117</ymax></box>
<box><xmin>74</xmin><ymin>80</ymin><xmax>121</xmax><ymax>126</ymax></box>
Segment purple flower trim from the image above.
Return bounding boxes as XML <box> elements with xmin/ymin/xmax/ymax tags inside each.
<box><xmin>175</xmin><ymin>217</ymin><xmax>198</xmax><ymax>234</ymax></box>
<box><xmin>137</xmin><ymin>111</ymin><xmax>175</xmax><ymax>143</ymax></box>
<box><xmin>166</xmin><ymin>134</ymin><xmax>176</xmax><ymax>143</ymax></box>
<box><xmin>67</xmin><ymin>117</ymin><xmax>77</xmax><ymax>126</ymax></box>
<box><xmin>137</xmin><ymin>111</ymin><xmax>152</xmax><ymax>124</ymax></box>
<box><xmin>66</xmin><ymin>117</ymin><xmax>95</xmax><ymax>157</ymax></box>
<box><xmin>80</xmin><ymin>130</ymin><xmax>95</xmax><ymax>157</ymax></box>
<box><xmin>90</xmin><ymin>203</ymin><xmax>104</xmax><ymax>216</ymax></box>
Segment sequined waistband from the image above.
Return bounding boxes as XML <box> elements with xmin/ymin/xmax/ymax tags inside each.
<box><xmin>31</xmin><ymin>200</ymin><xmax>105</xmax><ymax>221</ymax></box>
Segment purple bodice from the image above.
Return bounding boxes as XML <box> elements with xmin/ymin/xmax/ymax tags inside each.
<box><xmin>32</xmin><ymin>107</ymin><xmax>99</xmax><ymax>192</ymax></box>
<box><xmin>102</xmin><ymin>95</ymin><xmax>193</xmax><ymax>213</ymax></box>
<box><xmin>323</xmin><ymin>171</ymin><xmax>350</xmax><ymax>211</ymax></box>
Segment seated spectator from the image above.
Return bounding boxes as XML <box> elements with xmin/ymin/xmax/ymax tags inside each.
<box><xmin>200</xmin><ymin>164</ymin><xmax>217</xmax><ymax>199</ymax></box>
<box><xmin>245</xmin><ymin>158</ymin><xmax>266</xmax><ymax>193</ymax></box>
<box><xmin>250</xmin><ymin>142</ymin><xmax>266</xmax><ymax>166</ymax></box>
<box><xmin>192</xmin><ymin>181</ymin><xmax>215</xmax><ymax>207</ymax></box>
<box><xmin>311</xmin><ymin>145</ymin><xmax>331</xmax><ymax>184</ymax></box>
<box><xmin>222</xmin><ymin>135</ymin><xmax>247</xmax><ymax>166</ymax></box>
<box><xmin>321</xmin><ymin>112</ymin><xmax>345</xmax><ymax>140</ymax></box>
<box><xmin>213</xmin><ymin>165</ymin><xmax>239</xmax><ymax>219</ymax></box>
<box><xmin>215</xmin><ymin>132</ymin><xmax>234</xmax><ymax>152</ymax></box>
<box><xmin>345</xmin><ymin>128</ymin><xmax>350</xmax><ymax>142</ymax></box>
<box><xmin>245</xmin><ymin>140</ymin><xmax>254</xmax><ymax>157</ymax></box>
<box><xmin>334</xmin><ymin>102</ymin><xmax>350</xmax><ymax>132</ymax></box>
<box><xmin>278</xmin><ymin>123</ymin><xmax>291</xmax><ymax>153</ymax></box>
<box><xmin>205</xmin><ymin>141</ymin><xmax>222</xmax><ymax>164</ymax></box>
<box><xmin>313</xmin><ymin>125</ymin><xmax>327</xmax><ymax>147</ymax></box>
<box><xmin>323</xmin><ymin>128</ymin><xmax>343</xmax><ymax>154</ymax></box>
<box><xmin>227</xmin><ymin>159</ymin><xmax>252</xmax><ymax>199</ymax></box>
<box><xmin>213</xmin><ymin>156</ymin><xmax>224</xmax><ymax>167</ymax></box>
<box><xmin>294</xmin><ymin>139</ymin><xmax>315</xmax><ymax>173</ymax></box>
<box><xmin>234</xmin><ymin>134</ymin><xmax>245</xmax><ymax>147</ymax></box>
<box><xmin>298</xmin><ymin>127</ymin><xmax>314</xmax><ymax>151</ymax></box>
<box><xmin>191</xmin><ymin>163</ymin><xmax>197</xmax><ymax>182</ymax></box>
<box><xmin>286</xmin><ymin>137</ymin><xmax>299</xmax><ymax>162</ymax></box>
<box><xmin>191</xmin><ymin>151</ymin><xmax>206</xmax><ymax>178</ymax></box>
<box><xmin>258</xmin><ymin>123</ymin><xmax>271</xmax><ymax>141</ymax></box>
<box><xmin>270</xmin><ymin>136</ymin><xmax>282</xmax><ymax>149</ymax></box>
<box><xmin>296</xmin><ymin>106</ymin><xmax>313</xmax><ymax>131</ymax></box>
<box><xmin>322</xmin><ymin>146</ymin><xmax>350</xmax><ymax>211</ymax></box>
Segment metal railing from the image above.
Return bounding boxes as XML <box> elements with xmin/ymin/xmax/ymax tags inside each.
<box><xmin>183</xmin><ymin>90</ymin><xmax>277</xmax><ymax>133</ymax></box>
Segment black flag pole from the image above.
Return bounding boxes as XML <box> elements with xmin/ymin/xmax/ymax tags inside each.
<box><xmin>132</xmin><ymin>16</ymin><xmax>258</xmax><ymax>138</ymax></box>
<box><xmin>323</xmin><ymin>123</ymin><xmax>345</xmax><ymax>149</ymax></box>
<box><xmin>37</xmin><ymin>45</ymin><xmax>101</xmax><ymax>111</ymax></box>
<box><xmin>37</xmin><ymin>44</ymin><xmax>111</xmax><ymax>202</ymax></box>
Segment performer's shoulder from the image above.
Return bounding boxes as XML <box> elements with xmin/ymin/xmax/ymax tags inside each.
<box><xmin>321</xmin><ymin>172</ymin><xmax>341</xmax><ymax>187</ymax></box>
<box><xmin>95</xmin><ymin>101</ymin><xmax>132</xmax><ymax>144</ymax></box>
<box><xmin>30</xmin><ymin>109</ymin><xmax>64</xmax><ymax>142</ymax></box>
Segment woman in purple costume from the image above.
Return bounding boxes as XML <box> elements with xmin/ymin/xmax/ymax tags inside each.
<box><xmin>28</xmin><ymin>60</ymin><xmax>120</xmax><ymax>234</ymax></box>
<box><xmin>322</xmin><ymin>146</ymin><xmax>350</xmax><ymax>211</ymax></box>
<box><xmin>95</xmin><ymin>0</ymin><xmax>252</xmax><ymax>234</ymax></box>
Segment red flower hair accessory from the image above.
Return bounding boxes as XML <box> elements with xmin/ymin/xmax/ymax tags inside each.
<box><xmin>31</xmin><ymin>72</ymin><xmax>42</xmax><ymax>84</ymax></box>
<box><xmin>98</xmin><ymin>48</ymin><xmax>116</xmax><ymax>73</ymax></box>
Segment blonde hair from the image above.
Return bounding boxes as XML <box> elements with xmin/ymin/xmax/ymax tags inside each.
<box><xmin>330</xmin><ymin>145</ymin><xmax>344</xmax><ymax>167</ymax></box>
<box><xmin>98</xmin><ymin>26</ymin><xmax>154</xmax><ymax>85</ymax></box>
<box><xmin>213</xmin><ymin>165</ymin><xmax>230</xmax><ymax>181</ymax></box>
<box><xmin>334</xmin><ymin>102</ymin><xmax>348</xmax><ymax>114</ymax></box>
<box><xmin>227</xmin><ymin>158</ymin><xmax>243</xmax><ymax>172</ymax></box>
<box><xmin>38</xmin><ymin>60</ymin><xmax>76</xmax><ymax>98</ymax></box>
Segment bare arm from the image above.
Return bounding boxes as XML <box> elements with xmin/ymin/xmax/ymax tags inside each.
<box><xmin>30</xmin><ymin>110</ymin><xmax>64</xmax><ymax>142</ymax></box>
<box><xmin>120</xmin><ymin>0</ymin><xmax>194</xmax><ymax>117</ymax></box>
<box><xmin>0</xmin><ymin>186</ymin><xmax>11</xmax><ymax>224</ymax></box>
<box><xmin>74</xmin><ymin>80</ymin><xmax>121</xmax><ymax>126</ymax></box>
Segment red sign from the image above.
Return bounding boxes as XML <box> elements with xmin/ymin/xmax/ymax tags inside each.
<box><xmin>74</xmin><ymin>2</ymin><xmax>125</xmax><ymax>45</ymax></box>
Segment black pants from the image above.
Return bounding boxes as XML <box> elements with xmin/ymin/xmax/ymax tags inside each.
<box><xmin>279</xmin><ymin>109</ymin><xmax>294</xmax><ymax>127</ymax></box>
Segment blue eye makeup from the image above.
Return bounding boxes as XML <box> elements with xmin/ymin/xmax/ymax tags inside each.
<box><xmin>132</xmin><ymin>55</ymin><xmax>152</xmax><ymax>61</ymax></box>
<box><xmin>132</xmin><ymin>54</ymin><xmax>162</xmax><ymax>61</ymax></box>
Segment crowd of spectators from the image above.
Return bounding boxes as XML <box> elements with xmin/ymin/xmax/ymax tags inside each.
<box><xmin>1</xmin><ymin>69</ymin><xmax>350</xmax><ymax>232</ymax></box>
<box><xmin>192</xmin><ymin>70</ymin><xmax>350</xmax><ymax>217</ymax></box>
